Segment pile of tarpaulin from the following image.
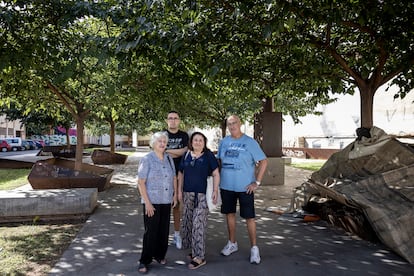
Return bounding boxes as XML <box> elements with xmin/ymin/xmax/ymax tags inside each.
<box><xmin>290</xmin><ymin>126</ymin><xmax>414</xmax><ymax>264</ymax></box>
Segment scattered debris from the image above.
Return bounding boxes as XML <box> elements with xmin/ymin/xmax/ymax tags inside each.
<box><xmin>264</xmin><ymin>207</ymin><xmax>286</xmax><ymax>215</ymax></box>
<box><xmin>289</xmin><ymin>127</ymin><xmax>414</xmax><ymax>264</ymax></box>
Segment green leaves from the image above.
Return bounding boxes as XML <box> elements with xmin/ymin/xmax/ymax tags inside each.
<box><xmin>1</xmin><ymin>0</ymin><xmax>413</xmax><ymax>135</ymax></box>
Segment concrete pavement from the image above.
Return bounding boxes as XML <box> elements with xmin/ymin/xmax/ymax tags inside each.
<box><xmin>49</xmin><ymin>151</ymin><xmax>414</xmax><ymax>275</ymax></box>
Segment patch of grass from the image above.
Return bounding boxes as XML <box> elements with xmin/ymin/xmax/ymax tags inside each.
<box><xmin>0</xmin><ymin>169</ymin><xmax>31</xmax><ymax>190</ymax></box>
<box><xmin>0</xmin><ymin>222</ymin><xmax>83</xmax><ymax>275</ymax></box>
<box><xmin>0</xmin><ymin>169</ymin><xmax>85</xmax><ymax>275</ymax></box>
<box><xmin>289</xmin><ymin>161</ymin><xmax>326</xmax><ymax>171</ymax></box>
<box><xmin>0</xmin><ymin>151</ymin><xmax>137</xmax><ymax>274</ymax></box>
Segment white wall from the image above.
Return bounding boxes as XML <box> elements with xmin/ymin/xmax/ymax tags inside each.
<box><xmin>130</xmin><ymin>85</ymin><xmax>413</xmax><ymax>150</ymax></box>
<box><xmin>100</xmin><ymin>134</ymin><xmax>130</xmax><ymax>146</ymax></box>
<box><xmin>373</xmin><ymin>86</ymin><xmax>414</xmax><ymax>136</ymax></box>
<box><xmin>283</xmin><ymin>85</ymin><xmax>414</xmax><ymax>148</ymax></box>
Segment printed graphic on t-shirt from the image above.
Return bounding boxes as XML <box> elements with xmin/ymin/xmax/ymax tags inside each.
<box><xmin>222</xmin><ymin>142</ymin><xmax>247</xmax><ymax>169</ymax></box>
<box><xmin>228</xmin><ymin>142</ymin><xmax>247</xmax><ymax>150</ymax></box>
<box><xmin>225</xmin><ymin>149</ymin><xmax>239</xmax><ymax>158</ymax></box>
<box><xmin>168</xmin><ymin>138</ymin><xmax>184</xmax><ymax>149</ymax></box>
<box><xmin>225</xmin><ymin>142</ymin><xmax>247</xmax><ymax>157</ymax></box>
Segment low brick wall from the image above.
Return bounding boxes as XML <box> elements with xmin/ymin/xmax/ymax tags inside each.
<box><xmin>283</xmin><ymin>147</ymin><xmax>340</xmax><ymax>160</ymax></box>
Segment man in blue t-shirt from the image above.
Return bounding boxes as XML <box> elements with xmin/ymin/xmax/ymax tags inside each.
<box><xmin>218</xmin><ymin>115</ymin><xmax>268</xmax><ymax>265</ymax></box>
<box><xmin>165</xmin><ymin>111</ymin><xmax>189</xmax><ymax>250</ymax></box>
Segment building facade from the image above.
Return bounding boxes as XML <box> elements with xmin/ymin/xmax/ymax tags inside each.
<box><xmin>0</xmin><ymin>115</ymin><xmax>25</xmax><ymax>139</ymax></box>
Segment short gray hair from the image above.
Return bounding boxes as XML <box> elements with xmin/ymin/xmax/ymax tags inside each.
<box><xmin>149</xmin><ymin>131</ymin><xmax>169</xmax><ymax>148</ymax></box>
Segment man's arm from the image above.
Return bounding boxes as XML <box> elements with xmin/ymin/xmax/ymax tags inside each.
<box><xmin>166</xmin><ymin>146</ymin><xmax>188</xmax><ymax>158</ymax></box>
<box><xmin>255</xmin><ymin>158</ymin><xmax>268</xmax><ymax>183</ymax></box>
<box><xmin>246</xmin><ymin>158</ymin><xmax>268</xmax><ymax>194</ymax></box>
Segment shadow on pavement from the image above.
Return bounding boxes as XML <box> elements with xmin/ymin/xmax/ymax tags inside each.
<box><xmin>49</xmin><ymin>153</ymin><xmax>414</xmax><ymax>275</ymax></box>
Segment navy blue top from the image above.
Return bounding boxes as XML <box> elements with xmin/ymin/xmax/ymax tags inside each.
<box><xmin>179</xmin><ymin>150</ymin><xmax>219</xmax><ymax>193</ymax></box>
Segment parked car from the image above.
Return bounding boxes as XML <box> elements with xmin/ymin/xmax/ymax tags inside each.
<box><xmin>21</xmin><ymin>140</ymin><xmax>30</xmax><ymax>150</ymax></box>
<box><xmin>5</xmin><ymin>137</ymin><xmax>24</xmax><ymax>151</ymax></box>
<box><xmin>23</xmin><ymin>139</ymin><xmax>38</xmax><ymax>150</ymax></box>
<box><xmin>0</xmin><ymin>139</ymin><xmax>11</xmax><ymax>152</ymax></box>
<box><xmin>33</xmin><ymin>140</ymin><xmax>45</xmax><ymax>148</ymax></box>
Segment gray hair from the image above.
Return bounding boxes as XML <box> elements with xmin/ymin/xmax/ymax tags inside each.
<box><xmin>149</xmin><ymin>131</ymin><xmax>169</xmax><ymax>148</ymax></box>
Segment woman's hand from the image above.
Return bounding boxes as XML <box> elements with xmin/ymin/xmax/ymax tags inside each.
<box><xmin>212</xmin><ymin>190</ymin><xmax>218</xmax><ymax>205</ymax></box>
<box><xmin>172</xmin><ymin>194</ymin><xmax>178</xmax><ymax>208</ymax></box>
<box><xmin>177</xmin><ymin>190</ymin><xmax>183</xmax><ymax>203</ymax></box>
<box><xmin>145</xmin><ymin>202</ymin><xmax>155</xmax><ymax>217</ymax></box>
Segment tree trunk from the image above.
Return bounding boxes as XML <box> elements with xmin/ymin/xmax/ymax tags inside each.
<box><xmin>75</xmin><ymin>117</ymin><xmax>85</xmax><ymax>170</ymax></box>
<box><xmin>358</xmin><ymin>86</ymin><xmax>376</xmax><ymax>128</ymax></box>
<box><xmin>110</xmin><ymin>120</ymin><xmax>115</xmax><ymax>153</ymax></box>
<box><xmin>65</xmin><ymin>126</ymin><xmax>71</xmax><ymax>150</ymax></box>
<box><xmin>45</xmin><ymin>81</ymin><xmax>90</xmax><ymax>170</ymax></box>
<box><xmin>48</xmin><ymin>125</ymin><xmax>53</xmax><ymax>145</ymax></box>
<box><xmin>221</xmin><ymin>120</ymin><xmax>226</xmax><ymax>138</ymax></box>
<box><xmin>254</xmin><ymin>97</ymin><xmax>273</xmax><ymax>141</ymax></box>
<box><xmin>263</xmin><ymin>97</ymin><xmax>274</xmax><ymax>112</ymax></box>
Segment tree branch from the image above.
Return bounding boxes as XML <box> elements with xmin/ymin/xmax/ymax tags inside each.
<box><xmin>46</xmin><ymin>81</ymin><xmax>78</xmax><ymax>118</ymax></box>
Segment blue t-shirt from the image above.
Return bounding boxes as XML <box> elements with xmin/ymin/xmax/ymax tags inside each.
<box><xmin>179</xmin><ymin>150</ymin><xmax>219</xmax><ymax>193</ymax></box>
<box><xmin>218</xmin><ymin>134</ymin><xmax>266</xmax><ymax>192</ymax></box>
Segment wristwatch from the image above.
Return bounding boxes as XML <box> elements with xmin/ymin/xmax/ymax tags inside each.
<box><xmin>255</xmin><ymin>180</ymin><xmax>261</xmax><ymax>186</ymax></box>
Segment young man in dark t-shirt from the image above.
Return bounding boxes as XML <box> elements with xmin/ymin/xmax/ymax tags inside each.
<box><xmin>165</xmin><ymin>111</ymin><xmax>189</xmax><ymax>249</ymax></box>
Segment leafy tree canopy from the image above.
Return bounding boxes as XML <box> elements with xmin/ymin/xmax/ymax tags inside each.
<box><xmin>1</xmin><ymin>0</ymin><xmax>413</xmax><ymax>145</ymax></box>
<box><xmin>111</xmin><ymin>0</ymin><xmax>413</xmax><ymax>127</ymax></box>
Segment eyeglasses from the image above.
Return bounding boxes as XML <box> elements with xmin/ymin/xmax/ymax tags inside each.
<box><xmin>227</xmin><ymin>121</ymin><xmax>238</xmax><ymax>126</ymax></box>
<box><xmin>167</xmin><ymin>117</ymin><xmax>180</xmax><ymax>121</ymax></box>
<box><xmin>190</xmin><ymin>159</ymin><xmax>195</xmax><ymax>167</ymax></box>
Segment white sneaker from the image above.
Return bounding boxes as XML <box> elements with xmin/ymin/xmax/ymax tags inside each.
<box><xmin>221</xmin><ymin>240</ymin><xmax>238</xmax><ymax>256</ymax></box>
<box><xmin>174</xmin><ymin>234</ymin><xmax>182</xmax><ymax>249</ymax></box>
<box><xmin>250</xmin><ymin>245</ymin><xmax>261</xmax><ymax>264</ymax></box>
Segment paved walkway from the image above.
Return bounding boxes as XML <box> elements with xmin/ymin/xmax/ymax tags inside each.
<box><xmin>49</xmin><ymin>151</ymin><xmax>414</xmax><ymax>275</ymax></box>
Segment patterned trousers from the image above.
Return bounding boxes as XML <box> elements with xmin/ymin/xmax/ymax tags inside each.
<box><xmin>181</xmin><ymin>192</ymin><xmax>209</xmax><ymax>260</ymax></box>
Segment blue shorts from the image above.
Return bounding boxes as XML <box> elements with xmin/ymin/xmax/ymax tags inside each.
<box><xmin>220</xmin><ymin>189</ymin><xmax>255</xmax><ymax>219</ymax></box>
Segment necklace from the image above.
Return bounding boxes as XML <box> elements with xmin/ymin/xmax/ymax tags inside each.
<box><xmin>191</xmin><ymin>151</ymin><xmax>203</xmax><ymax>159</ymax></box>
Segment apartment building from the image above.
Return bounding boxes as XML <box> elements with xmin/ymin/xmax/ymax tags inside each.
<box><xmin>0</xmin><ymin>114</ymin><xmax>25</xmax><ymax>139</ymax></box>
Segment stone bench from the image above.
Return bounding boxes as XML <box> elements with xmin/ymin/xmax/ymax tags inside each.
<box><xmin>0</xmin><ymin>188</ymin><xmax>98</xmax><ymax>223</ymax></box>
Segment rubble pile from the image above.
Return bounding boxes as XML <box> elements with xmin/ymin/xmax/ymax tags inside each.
<box><xmin>291</xmin><ymin>127</ymin><xmax>414</xmax><ymax>264</ymax></box>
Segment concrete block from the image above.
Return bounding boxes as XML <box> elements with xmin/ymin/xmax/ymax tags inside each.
<box><xmin>262</xmin><ymin>157</ymin><xmax>285</xmax><ymax>186</ymax></box>
<box><xmin>0</xmin><ymin>188</ymin><xmax>97</xmax><ymax>221</ymax></box>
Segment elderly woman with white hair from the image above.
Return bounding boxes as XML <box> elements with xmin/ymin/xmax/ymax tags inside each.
<box><xmin>137</xmin><ymin>131</ymin><xmax>178</xmax><ymax>274</ymax></box>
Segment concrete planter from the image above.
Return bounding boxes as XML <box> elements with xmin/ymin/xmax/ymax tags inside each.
<box><xmin>0</xmin><ymin>188</ymin><xmax>98</xmax><ymax>223</ymax></box>
<box><xmin>91</xmin><ymin>149</ymin><xmax>128</xmax><ymax>165</ymax></box>
<box><xmin>28</xmin><ymin>158</ymin><xmax>114</xmax><ymax>192</ymax></box>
